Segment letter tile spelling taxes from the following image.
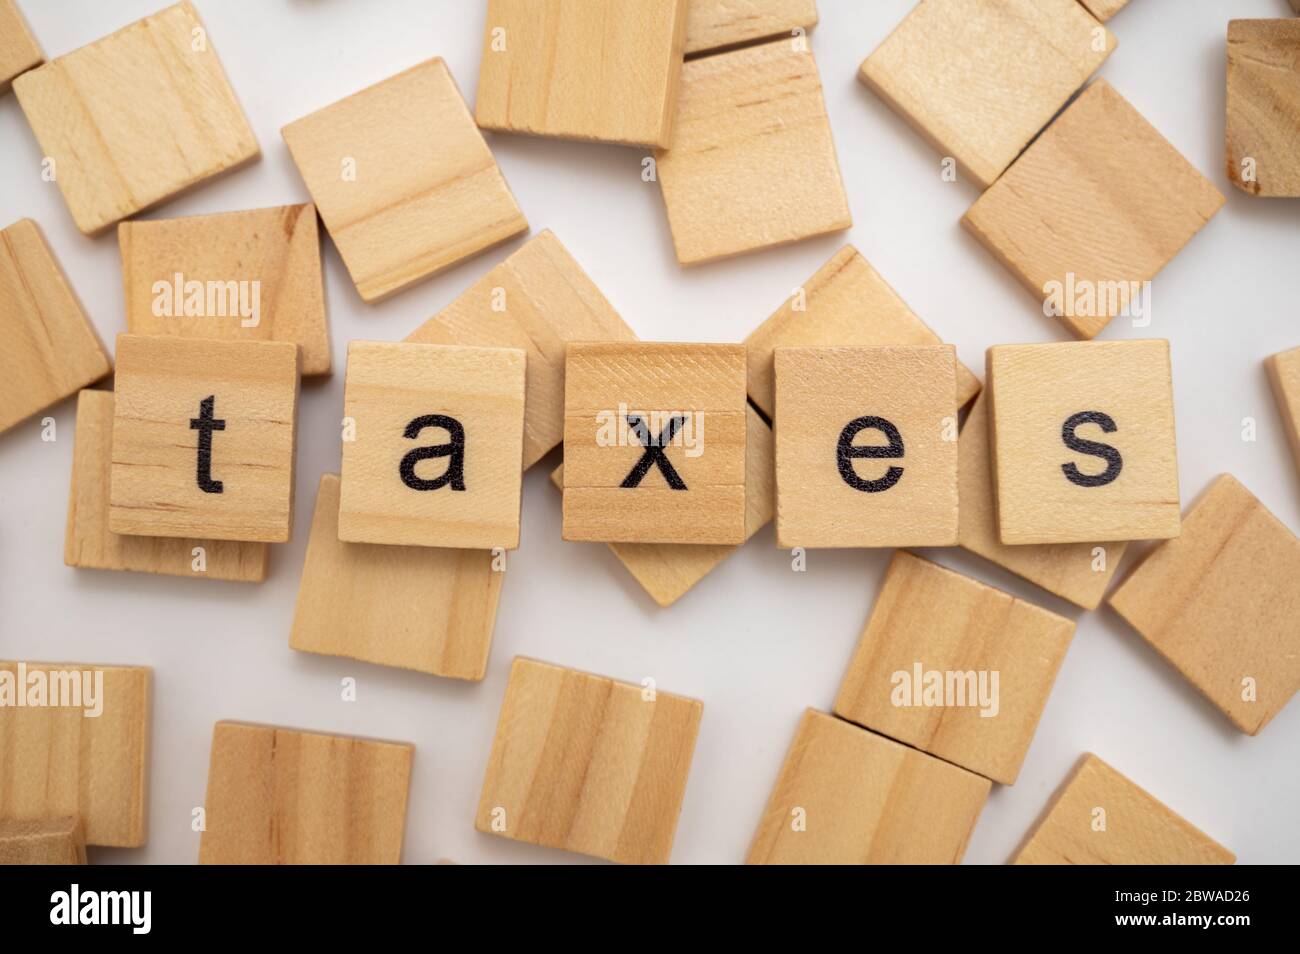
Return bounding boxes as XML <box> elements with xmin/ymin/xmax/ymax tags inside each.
<box><xmin>1227</xmin><ymin>19</ymin><xmax>1300</xmax><ymax>198</ymax></box>
<box><xmin>684</xmin><ymin>0</ymin><xmax>817</xmax><ymax>56</ymax></box>
<box><xmin>0</xmin><ymin>0</ymin><xmax>41</xmax><ymax>94</ymax></box>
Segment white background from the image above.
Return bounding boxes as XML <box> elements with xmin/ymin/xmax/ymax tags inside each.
<box><xmin>2</xmin><ymin>0</ymin><xmax>1298</xmax><ymax>865</ymax></box>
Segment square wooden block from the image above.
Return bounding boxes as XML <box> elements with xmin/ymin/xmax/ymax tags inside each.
<box><xmin>958</xmin><ymin>392</ymin><xmax>1126</xmax><ymax>610</ymax></box>
<box><xmin>339</xmin><ymin>341</ymin><xmax>525</xmax><ymax>550</ymax></box>
<box><xmin>0</xmin><ymin>0</ymin><xmax>42</xmax><ymax>94</ymax></box>
<box><xmin>0</xmin><ymin>662</ymin><xmax>150</xmax><ymax>848</ymax></box>
<box><xmin>747</xmin><ymin>709</ymin><xmax>990</xmax><ymax>865</ymax></box>
<box><xmin>656</xmin><ymin>37</ymin><xmax>850</xmax><ymax>265</ymax></box>
<box><xmin>282</xmin><ymin>58</ymin><xmax>527</xmax><ymax>303</ymax></box>
<box><xmin>407</xmin><ymin>230</ymin><xmax>637</xmax><ymax>470</ymax></box>
<box><xmin>0</xmin><ymin>818</ymin><xmax>86</xmax><ymax>865</ymax></box>
<box><xmin>685</xmin><ymin>0</ymin><xmax>818</xmax><ymax>56</ymax></box>
<box><xmin>1014</xmin><ymin>755</ymin><xmax>1235</xmax><ymax>864</ymax></box>
<box><xmin>476</xmin><ymin>657</ymin><xmax>703</xmax><ymax>864</ymax></box>
<box><xmin>1267</xmin><ymin>346</ymin><xmax>1300</xmax><ymax>480</ymax></box>
<box><xmin>476</xmin><ymin>0</ymin><xmax>686</xmax><ymax>148</ymax></box>
<box><xmin>119</xmin><ymin>204</ymin><xmax>331</xmax><ymax>375</ymax></box>
<box><xmin>1</xmin><ymin>218</ymin><xmax>111</xmax><ymax>434</ymax></box>
<box><xmin>199</xmin><ymin>721</ymin><xmax>412</xmax><ymax>864</ymax></box>
<box><xmin>964</xmin><ymin>81</ymin><xmax>1224</xmax><ymax>339</ymax></box>
<box><xmin>775</xmin><ymin>346</ymin><xmax>958</xmax><ymax>549</ymax></box>
<box><xmin>860</xmin><ymin>0</ymin><xmax>1114</xmax><ymax>190</ymax></box>
<box><xmin>745</xmin><ymin>245</ymin><xmax>980</xmax><ymax>419</ymax></box>
<box><xmin>1108</xmin><ymin>474</ymin><xmax>1300</xmax><ymax>735</ymax></box>
<box><xmin>1227</xmin><ymin>19</ymin><xmax>1300</xmax><ymax>198</ymax></box>
<box><xmin>109</xmin><ymin>335</ymin><xmax>299</xmax><ymax>543</ymax></box>
<box><xmin>291</xmin><ymin>474</ymin><xmax>503</xmax><ymax>680</ymax></box>
<box><xmin>987</xmin><ymin>340</ymin><xmax>1180</xmax><ymax>545</ymax></box>
<box><xmin>834</xmin><ymin>552</ymin><xmax>1075</xmax><ymax>784</ymax></box>
<box><xmin>12</xmin><ymin>2</ymin><xmax>258</xmax><ymax>236</ymax></box>
<box><xmin>562</xmin><ymin>343</ymin><xmax>747</xmax><ymax>545</ymax></box>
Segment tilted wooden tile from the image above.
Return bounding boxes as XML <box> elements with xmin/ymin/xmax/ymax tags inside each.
<box><xmin>339</xmin><ymin>342</ymin><xmax>525</xmax><ymax>550</ymax></box>
<box><xmin>0</xmin><ymin>818</ymin><xmax>86</xmax><ymax>865</ymax></box>
<box><xmin>775</xmin><ymin>346</ymin><xmax>958</xmax><ymax>549</ymax></box>
<box><xmin>833</xmin><ymin>551</ymin><xmax>1075</xmax><ymax>785</ymax></box>
<box><xmin>552</xmin><ymin>403</ymin><xmax>775</xmax><ymax>607</ymax></box>
<box><xmin>12</xmin><ymin>2</ymin><xmax>258</xmax><ymax>236</ymax></box>
<box><xmin>745</xmin><ymin>245</ymin><xmax>979</xmax><ymax>419</ymax></box>
<box><xmin>958</xmin><ymin>392</ymin><xmax>1126</xmax><ymax>610</ymax></box>
<box><xmin>119</xmin><ymin>204</ymin><xmax>331</xmax><ymax>375</ymax></box>
<box><xmin>656</xmin><ymin>37</ymin><xmax>850</xmax><ymax>265</ymax></box>
<box><xmin>563</xmin><ymin>343</ymin><xmax>747</xmax><ymax>545</ymax></box>
<box><xmin>0</xmin><ymin>662</ymin><xmax>150</xmax><ymax>848</ymax></box>
<box><xmin>1267</xmin><ymin>346</ymin><xmax>1300</xmax><ymax>480</ymax></box>
<box><xmin>964</xmin><ymin>80</ymin><xmax>1224</xmax><ymax>339</ymax></box>
<box><xmin>747</xmin><ymin>709</ymin><xmax>990</xmax><ymax>865</ymax></box>
<box><xmin>0</xmin><ymin>218</ymin><xmax>111</xmax><ymax>434</ymax></box>
<box><xmin>1014</xmin><ymin>755</ymin><xmax>1235</xmax><ymax>864</ymax></box>
<box><xmin>406</xmin><ymin>230</ymin><xmax>637</xmax><ymax>470</ymax></box>
<box><xmin>0</xmin><ymin>0</ymin><xmax>42</xmax><ymax>94</ymax></box>
<box><xmin>282</xmin><ymin>58</ymin><xmax>527</xmax><ymax>303</ymax></box>
<box><xmin>987</xmin><ymin>340</ymin><xmax>1180</xmax><ymax>545</ymax></box>
<box><xmin>860</xmin><ymin>0</ymin><xmax>1113</xmax><ymax>190</ymax></box>
<box><xmin>66</xmin><ymin>390</ymin><xmax>268</xmax><ymax>582</ymax></box>
<box><xmin>684</xmin><ymin>0</ymin><xmax>817</xmax><ymax>56</ymax></box>
<box><xmin>109</xmin><ymin>335</ymin><xmax>299</xmax><ymax>543</ymax></box>
<box><xmin>476</xmin><ymin>657</ymin><xmax>703</xmax><ymax>864</ymax></box>
<box><xmin>291</xmin><ymin>474</ymin><xmax>503</xmax><ymax>680</ymax></box>
<box><xmin>476</xmin><ymin>0</ymin><xmax>686</xmax><ymax>148</ymax></box>
<box><xmin>1108</xmin><ymin>474</ymin><xmax>1300</xmax><ymax>735</ymax></box>
<box><xmin>199</xmin><ymin>721</ymin><xmax>412</xmax><ymax>864</ymax></box>
<box><xmin>1227</xmin><ymin>19</ymin><xmax>1300</xmax><ymax>198</ymax></box>
<box><xmin>1078</xmin><ymin>0</ymin><xmax>1129</xmax><ymax>21</ymax></box>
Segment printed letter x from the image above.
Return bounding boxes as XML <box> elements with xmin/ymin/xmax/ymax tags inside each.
<box><xmin>621</xmin><ymin>414</ymin><xmax>688</xmax><ymax>490</ymax></box>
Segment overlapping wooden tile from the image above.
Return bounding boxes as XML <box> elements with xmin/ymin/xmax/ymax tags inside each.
<box><xmin>685</xmin><ymin>0</ymin><xmax>817</xmax><ymax>56</ymax></box>
<box><xmin>0</xmin><ymin>818</ymin><xmax>85</xmax><ymax>865</ymax></box>
<box><xmin>1267</xmin><ymin>345</ymin><xmax>1300</xmax><ymax>480</ymax></box>
<box><xmin>1227</xmin><ymin>19</ymin><xmax>1300</xmax><ymax>198</ymax></box>
<box><xmin>1078</xmin><ymin>0</ymin><xmax>1129</xmax><ymax>21</ymax></box>
<box><xmin>0</xmin><ymin>0</ymin><xmax>41</xmax><ymax>94</ymax></box>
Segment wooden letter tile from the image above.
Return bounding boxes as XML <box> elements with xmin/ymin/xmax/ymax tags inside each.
<box><xmin>860</xmin><ymin>0</ymin><xmax>1114</xmax><ymax>190</ymax></box>
<box><xmin>1078</xmin><ymin>0</ymin><xmax>1129</xmax><ymax>22</ymax></box>
<box><xmin>476</xmin><ymin>657</ymin><xmax>703</xmax><ymax>864</ymax></box>
<box><xmin>1</xmin><ymin>218</ymin><xmax>111</xmax><ymax>434</ymax></box>
<box><xmin>0</xmin><ymin>662</ymin><xmax>150</xmax><ymax>848</ymax></box>
<box><xmin>1107</xmin><ymin>474</ymin><xmax>1300</xmax><ymax>735</ymax></box>
<box><xmin>656</xmin><ymin>38</ymin><xmax>850</xmax><ymax>265</ymax></box>
<box><xmin>562</xmin><ymin>343</ymin><xmax>747</xmax><ymax>545</ymax></box>
<box><xmin>1014</xmin><ymin>755</ymin><xmax>1235</xmax><ymax>864</ymax></box>
<box><xmin>339</xmin><ymin>342</ymin><xmax>525</xmax><ymax>550</ymax></box>
<box><xmin>987</xmin><ymin>340</ymin><xmax>1180</xmax><ymax>545</ymax></box>
<box><xmin>1267</xmin><ymin>345</ymin><xmax>1300</xmax><ymax>480</ymax></box>
<box><xmin>775</xmin><ymin>346</ymin><xmax>958</xmax><ymax>549</ymax></box>
<box><xmin>0</xmin><ymin>818</ymin><xmax>86</xmax><ymax>865</ymax></box>
<box><xmin>834</xmin><ymin>552</ymin><xmax>1075</xmax><ymax>784</ymax></box>
<box><xmin>0</xmin><ymin>0</ymin><xmax>41</xmax><ymax>94</ymax></box>
<box><xmin>964</xmin><ymin>80</ymin><xmax>1224</xmax><ymax>339</ymax></box>
<box><xmin>199</xmin><ymin>721</ymin><xmax>412</xmax><ymax>864</ymax></box>
<box><xmin>109</xmin><ymin>335</ymin><xmax>299</xmax><ymax>543</ymax></box>
<box><xmin>406</xmin><ymin>230</ymin><xmax>637</xmax><ymax>470</ymax></box>
<box><xmin>1227</xmin><ymin>19</ymin><xmax>1300</xmax><ymax>198</ymax></box>
<box><xmin>684</xmin><ymin>0</ymin><xmax>818</xmax><ymax>57</ymax></box>
<box><xmin>12</xmin><ymin>2</ymin><xmax>258</xmax><ymax>236</ymax></box>
<box><xmin>747</xmin><ymin>709</ymin><xmax>990</xmax><ymax>864</ymax></box>
<box><xmin>282</xmin><ymin>58</ymin><xmax>527</xmax><ymax>303</ymax></box>
<box><xmin>476</xmin><ymin>0</ymin><xmax>687</xmax><ymax>148</ymax></box>
<box><xmin>119</xmin><ymin>204</ymin><xmax>331</xmax><ymax>375</ymax></box>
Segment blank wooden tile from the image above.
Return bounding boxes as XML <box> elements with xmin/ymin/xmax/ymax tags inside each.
<box><xmin>0</xmin><ymin>0</ymin><xmax>41</xmax><ymax>94</ymax></box>
<box><xmin>987</xmin><ymin>340</ymin><xmax>1180</xmax><ymax>545</ymax></box>
<box><xmin>1014</xmin><ymin>755</ymin><xmax>1235</xmax><ymax>864</ymax></box>
<box><xmin>282</xmin><ymin>58</ymin><xmax>527</xmax><ymax>303</ymax></box>
<box><xmin>684</xmin><ymin>0</ymin><xmax>817</xmax><ymax>56</ymax></box>
<box><xmin>1227</xmin><ymin>19</ymin><xmax>1300</xmax><ymax>198</ymax></box>
<box><xmin>834</xmin><ymin>551</ymin><xmax>1075</xmax><ymax>784</ymax></box>
<box><xmin>407</xmin><ymin>230</ymin><xmax>637</xmax><ymax>470</ymax></box>
<box><xmin>964</xmin><ymin>80</ymin><xmax>1224</xmax><ymax>339</ymax></box>
<box><xmin>119</xmin><ymin>204</ymin><xmax>331</xmax><ymax>375</ymax></box>
<box><xmin>476</xmin><ymin>0</ymin><xmax>686</xmax><ymax>148</ymax></box>
<box><xmin>775</xmin><ymin>346</ymin><xmax>958</xmax><ymax>549</ymax></box>
<box><xmin>291</xmin><ymin>474</ymin><xmax>503</xmax><ymax>680</ymax></box>
<box><xmin>12</xmin><ymin>2</ymin><xmax>258</xmax><ymax>236</ymax></box>
<box><xmin>563</xmin><ymin>343</ymin><xmax>747</xmax><ymax>545</ymax></box>
<box><xmin>1108</xmin><ymin>474</ymin><xmax>1300</xmax><ymax>735</ymax></box>
<box><xmin>1267</xmin><ymin>346</ymin><xmax>1300</xmax><ymax>480</ymax></box>
<box><xmin>0</xmin><ymin>818</ymin><xmax>86</xmax><ymax>865</ymax></box>
<box><xmin>0</xmin><ymin>662</ymin><xmax>150</xmax><ymax>848</ymax></box>
<box><xmin>476</xmin><ymin>657</ymin><xmax>702</xmax><ymax>864</ymax></box>
<box><xmin>1078</xmin><ymin>0</ymin><xmax>1129</xmax><ymax>21</ymax></box>
<box><xmin>199</xmin><ymin>721</ymin><xmax>412</xmax><ymax>865</ymax></box>
<box><xmin>860</xmin><ymin>0</ymin><xmax>1114</xmax><ymax>190</ymax></box>
<box><xmin>745</xmin><ymin>245</ymin><xmax>980</xmax><ymax>419</ymax></box>
<box><xmin>747</xmin><ymin>709</ymin><xmax>990</xmax><ymax>865</ymax></box>
<box><xmin>0</xmin><ymin>218</ymin><xmax>111</xmax><ymax>434</ymax></box>
<box><xmin>656</xmin><ymin>37</ymin><xmax>850</xmax><ymax>265</ymax></box>
<box><xmin>66</xmin><ymin>390</ymin><xmax>268</xmax><ymax>582</ymax></box>
<box><xmin>339</xmin><ymin>341</ymin><xmax>525</xmax><ymax>550</ymax></box>
<box><xmin>958</xmin><ymin>392</ymin><xmax>1126</xmax><ymax>610</ymax></box>
<box><xmin>552</xmin><ymin>403</ymin><xmax>775</xmax><ymax>607</ymax></box>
